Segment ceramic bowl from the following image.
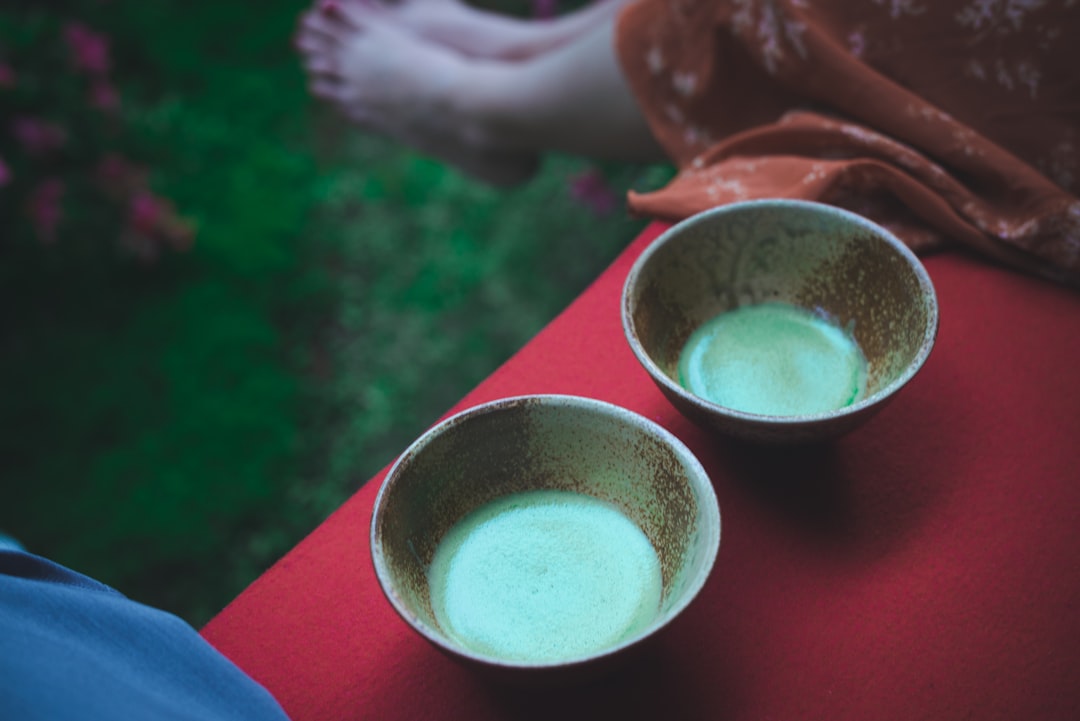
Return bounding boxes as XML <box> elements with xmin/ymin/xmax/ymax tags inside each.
<box><xmin>370</xmin><ymin>394</ymin><xmax>720</xmax><ymax>683</ymax></box>
<box><xmin>622</xmin><ymin>199</ymin><xmax>938</xmax><ymax>444</ymax></box>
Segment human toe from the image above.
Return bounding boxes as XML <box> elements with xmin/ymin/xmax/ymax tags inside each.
<box><xmin>297</xmin><ymin>10</ymin><xmax>343</xmax><ymax>47</ymax></box>
<box><xmin>319</xmin><ymin>0</ymin><xmax>366</xmax><ymax>29</ymax></box>
<box><xmin>295</xmin><ymin>28</ymin><xmax>329</xmax><ymax>56</ymax></box>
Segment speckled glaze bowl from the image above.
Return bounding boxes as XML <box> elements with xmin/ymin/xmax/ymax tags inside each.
<box><xmin>622</xmin><ymin>200</ymin><xmax>938</xmax><ymax>444</ymax></box>
<box><xmin>370</xmin><ymin>395</ymin><xmax>720</xmax><ymax>683</ymax></box>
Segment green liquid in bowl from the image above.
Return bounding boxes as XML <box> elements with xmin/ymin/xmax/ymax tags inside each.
<box><xmin>428</xmin><ymin>489</ymin><xmax>662</xmax><ymax>664</ymax></box>
<box><xmin>678</xmin><ymin>302</ymin><xmax>868</xmax><ymax>416</ymax></box>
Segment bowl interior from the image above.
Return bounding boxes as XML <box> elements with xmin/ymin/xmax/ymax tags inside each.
<box><xmin>625</xmin><ymin>201</ymin><xmax>936</xmax><ymax>408</ymax></box>
<box><xmin>371</xmin><ymin>395</ymin><xmax>720</xmax><ymax>667</ymax></box>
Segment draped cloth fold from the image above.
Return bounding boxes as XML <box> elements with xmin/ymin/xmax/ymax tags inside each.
<box><xmin>615</xmin><ymin>0</ymin><xmax>1080</xmax><ymax>285</ymax></box>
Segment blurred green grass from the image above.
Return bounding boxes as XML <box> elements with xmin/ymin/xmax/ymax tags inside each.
<box><xmin>0</xmin><ymin>0</ymin><xmax>672</xmax><ymax>625</ymax></box>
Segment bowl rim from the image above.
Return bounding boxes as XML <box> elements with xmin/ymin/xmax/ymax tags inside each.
<box><xmin>369</xmin><ymin>393</ymin><xmax>721</xmax><ymax>671</ymax></box>
<box><xmin>621</xmin><ymin>199</ymin><xmax>940</xmax><ymax>425</ymax></box>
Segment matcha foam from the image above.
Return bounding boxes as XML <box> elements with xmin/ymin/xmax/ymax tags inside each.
<box><xmin>428</xmin><ymin>489</ymin><xmax>662</xmax><ymax>664</ymax></box>
<box><xmin>678</xmin><ymin>302</ymin><xmax>868</xmax><ymax>416</ymax></box>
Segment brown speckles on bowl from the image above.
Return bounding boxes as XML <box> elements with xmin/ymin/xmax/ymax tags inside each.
<box><xmin>622</xmin><ymin>200</ymin><xmax>938</xmax><ymax>443</ymax></box>
<box><xmin>370</xmin><ymin>395</ymin><xmax>721</xmax><ymax>683</ymax></box>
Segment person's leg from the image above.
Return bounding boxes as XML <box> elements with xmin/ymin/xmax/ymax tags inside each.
<box><xmin>464</xmin><ymin>17</ymin><xmax>664</xmax><ymax>162</ymax></box>
<box><xmin>297</xmin><ymin>5</ymin><xmax>541</xmax><ymax>185</ymax></box>
<box><xmin>370</xmin><ymin>0</ymin><xmax>632</xmax><ymax>60</ymax></box>
<box><xmin>295</xmin><ymin>2</ymin><xmax>662</xmax><ymax>185</ymax></box>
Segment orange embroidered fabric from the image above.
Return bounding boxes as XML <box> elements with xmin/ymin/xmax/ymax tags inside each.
<box><xmin>615</xmin><ymin>0</ymin><xmax>1080</xmax><ymax>285</ymax></box>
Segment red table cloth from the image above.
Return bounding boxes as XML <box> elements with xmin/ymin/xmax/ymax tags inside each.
<box><xmin>202</xmin><ymin>221</ymin><xmax>1080</xmax><ymax>721</ymax></box>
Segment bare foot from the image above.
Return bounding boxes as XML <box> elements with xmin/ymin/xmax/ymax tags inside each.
<box><xmin>296</xmin><ymin>0</ymin><xmax>539</xmax><ymax>186</ymax></box>
<box><xmin>361</xmin><ymin>0</ymin><xmax>626</xmax><ymax>61</ymax></box>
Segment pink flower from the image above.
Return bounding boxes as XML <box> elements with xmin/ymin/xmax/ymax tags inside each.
<box><xmin>10</xmin><ymin>116</ymin><xmax>67</xmax><ymax>155</ymax></box>
<box><xmin>0</xmin><ymin>156</ymin><xmax>11</xmax><ymax>187</ymax></box>
<box><xmin>63</xmin><ymin>22</ymin><xmax>111</xmax><ymax>76</ymax></box>
<box><xmin>0</xmin><ymin>62</ymin><xmax>15</xmax><ymax>88</ymax></box>
<box><xmin>122</xmin><ymin>192</ymin><xmax>168</xmax><ymax>263</ymax></box>
<box><xmin>129</xmin><ymin>190</ymin><xmax>166</xmax><ymax>235</ymax></box>
<box><xmin>89</xmin><ymin>78</ymin><xmax>120</xmax><ymax>111</ymax></box>
<box><xmin>28</xmin><ymin>178</ymin><xmax>65</xmax><ymax>244</ymax></box>
<box><xmin>124</xmin><ymin>190</ymin><xmax>196</xmax><ymax>261</ymax></box>
<box><xmin>568</xmin><ymin>168</ymin><xmax>619</xmax><ymax>216</ymax></box>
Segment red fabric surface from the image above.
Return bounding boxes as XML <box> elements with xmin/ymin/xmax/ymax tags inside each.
<box><xmin>202</xmin><ymin>222</ymin><xmax>1080</xmax><ymax>721</ymax></box>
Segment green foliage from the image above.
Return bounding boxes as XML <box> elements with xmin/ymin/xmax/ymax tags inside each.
<box><xmin>2</xmin><ymin>0</ymin><xmax>327</xmax><ymax>622</ymax></box>
<box><xmin>1</xmin><ymin>0</ymin><xmax>673</xmax><ymax>625</ymax></box>
<box><xmin>305</xmin><ymin>134</ymin><xmax>662</xmax><ymax>504</ymax></box>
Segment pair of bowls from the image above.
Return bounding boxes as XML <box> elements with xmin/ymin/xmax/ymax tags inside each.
<box><xmin>371</xmin><ymin>200</ymin><xmax>939</xmax><ymax>681</ymax></box>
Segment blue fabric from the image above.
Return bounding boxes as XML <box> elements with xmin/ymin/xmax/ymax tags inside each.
<box><xmin>0</xmin><ymin>533</ymin><xmax>24</xmax><ymax>552</ymax></box>
<box><xmin>0</xmin><ymin>550</ymin><xmax>291</xmax><ymax>721</ymax></box>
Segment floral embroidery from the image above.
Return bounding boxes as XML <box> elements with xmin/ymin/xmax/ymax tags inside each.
<box><xmin>672</xmin><ymin>71</ymin><xmax>698</xmax><ymax>97</ymax></box>
<box><xmin>682</xmin><ymin>124</ymin><xmax>714</xmax><ymax>149</ymax></box>
<box><xmin>704</xmin><ymin>177</ymin><xmax>749</xmax><ymax>201</ymax></box>
<box><xmin>731</xmin><ymin>0</ymin><xmax>808</xmax><ymax>75</ymax></box>
<box><xmin>955</xmin><ymin>0</ymin><xmax>1048</xmax><ymax>33</ymax></box>
<box><xmin>1037</xmin><ymin>25</ymin><xmax>1061</xmax><ymax>51</ymax></box>
<box><xmin>904</xmin><ymin>103</ymin><xmax>954</xmax><ymax>124</ymax></box>
<box><xmin>802</xmin><ymin>163</ymin><xmax>829</xmax><ymax>184</ymax></box>
<box><xmin>847</xmin><ymin>27</ymin><xmax>867</xmax><ymax>57</ymax></box>
<box><xmin>646</xmin><ymin>46</ymin><xmax>665</xmax><ymax>75</ymax></box>
<box><xmin>785</xmin><ymin>20</ymin><xmax>809</xmax><ymax>59</ymax></box>
<box><xmin>965</xmin><ymin>58</ymin><xmax>988</xmax><ymax>80</ymax></box>
<box><xmin>756</xmin><ymin>1</ymin><xmax>786</xmax><ymax>74</ymax></box>
<box><xmin>838</xmin><ymin>122</ymin><xmax>889</xmax><ymax>147</ymax></box>
<box><xmin>663</xmin><ymin>102</ymin><xmax>685</xmax><ymax>125</ymax></box>
<box><xmin>1014</xmin><ymin>59</ymin><xmax>1041</xmax><ymax>97</ymax></box>
<box><xmin>989</xmin><ymin>57</ymin><xmax>1044</xmax><ymax>97</ymax></box>
<box><xmin>872</xmin><ymin>0</ymin><xmax>927</xmax><ymax>19</ymax></box>
<box><xmin>952</xmin><ymin>127</ymin><xmax>982</xmax><ymax>157</ymax></box>
<box><xmin>995</xmin><ymin>58</ymin><xmax>1016</xmax><ymax>90</ymax></box>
